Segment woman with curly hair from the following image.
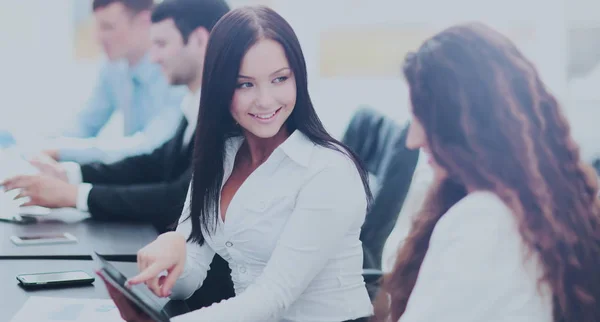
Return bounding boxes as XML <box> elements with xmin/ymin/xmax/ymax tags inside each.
<box><xmin>373</xmin><ymin>23</ymin><xmax>600</xmax><ymax>322</ymax></box>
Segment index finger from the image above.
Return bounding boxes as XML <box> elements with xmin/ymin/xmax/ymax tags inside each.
<box><xmin>127</xmin><ymin>262</ymin><xmax>168</xmax><ymax>286</ymax></box>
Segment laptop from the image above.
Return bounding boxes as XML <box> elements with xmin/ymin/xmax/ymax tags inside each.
<box><xmin>92</xmin><ymin>251</ymin><xmax>172</xmax><ymax>322</ymax></box>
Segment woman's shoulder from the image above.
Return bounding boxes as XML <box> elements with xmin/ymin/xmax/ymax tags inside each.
<box><xmin>450</xmin><ymin>191</ymin><xmax>511</xmax><ymax>214</ymax></box>
<box><xmin>435</xmin><ymin>191</ymin><xmax>516</xmax><ymax>238</ymax></box>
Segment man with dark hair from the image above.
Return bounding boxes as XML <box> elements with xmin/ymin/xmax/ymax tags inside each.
<box><xmin>149</xmin><ymin>0</ymin><xmax>230</xmax><ymax>89</ymax></box>
<box><xmin>4</xmin><ymin>0</ymin><xmax>233</xmax><ymax>308</ymax></box>
<box><xmin>45</xmin><ymin>0</ymin><xmax>185</xmax><ymax>164</ymax></box>
<box><xmin>92</xmin><ymin>0</ymin><xmax>153</xmax><ymax>12</ymax></box>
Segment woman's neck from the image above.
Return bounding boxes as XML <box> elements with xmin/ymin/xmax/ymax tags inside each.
<box><xmin>242</xmin><ymin>127</ymin><xmax>291</xmax><ymax>167</ymax></box>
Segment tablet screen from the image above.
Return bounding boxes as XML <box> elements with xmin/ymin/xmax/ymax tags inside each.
<box><xmin>92</xmin><ymin>252</ymin><xmax>171</xmax><ymax>322</ymax></box>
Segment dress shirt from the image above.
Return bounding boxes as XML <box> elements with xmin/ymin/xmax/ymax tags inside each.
<box><xmin>180</xmin><ymin>89</ymin><xmax>201</xmax><ymax>146</ymax></box>
<box><xmin>170</xmin><ymin>130</ymin><xmax>373</xmax><ymax>322</ymax></box>
<box><xmin>0</xmin><ymin>129</ymin><xmax>16</xmax><ymax>148</ymax></box>
<box><xmin>399</xmin><ymin>191</ymin><xmax>552</xmax><ymax>322</ymax></box>
<box><xmin>59</xmin><ymin>55</ymin><xmax>186</xmax><ymax>164</ymax></box>
<box><xmin>64</xmin><ymin>89</ymin><xmax>201</xmax><ymax>212</ymax></box>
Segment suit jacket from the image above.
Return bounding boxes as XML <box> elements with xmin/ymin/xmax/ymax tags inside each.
<box><xmin>81</xmin><ymin>118</ymin><xmax>193</xmax><ymax>232</ymax></box>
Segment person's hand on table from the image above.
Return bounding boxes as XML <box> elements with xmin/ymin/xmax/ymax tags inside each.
<box><xmin>1</xmin><ymin>175</ymin><xmax>77</xmax><ymax>208</ymax></box>
<box><xmin>97</xmin><ymin>274</ymin><xmax>156</xmax><ymax>322</ymax></box>
<box><xmin>127</xmin><ymin>232</ymin><xmax>187</xmax><ymax>298</ymax></box>
<box><xmin>28</xmin><ymin>153</ymin><xmax>68</xmax><ymax>182</ymax></box>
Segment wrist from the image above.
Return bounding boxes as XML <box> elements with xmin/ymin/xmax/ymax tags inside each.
<box><xmin>160</xmin><ymin>231</ymin><xmax>187</xmax><ymax>244</ymax></box>
<box><xmin>63</xmin><ymin>183</ymin><xmax>78</xmax><ymax>208</ymax></box>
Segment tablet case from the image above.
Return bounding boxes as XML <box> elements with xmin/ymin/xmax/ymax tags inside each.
<box><xmin>92</xmin><ymin>251</ymin><xmax>171</xmax><ymax>322</ymax></box>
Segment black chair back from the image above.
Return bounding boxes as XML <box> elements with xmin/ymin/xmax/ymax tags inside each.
<box><xmin>342</xmin><ymin>106</ymin><xmax>420</xmax><ymax>270</ymax></box>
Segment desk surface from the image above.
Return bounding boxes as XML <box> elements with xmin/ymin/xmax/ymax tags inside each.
<box><xmin>0</xmin><ymin>218</ymin><xmax>158</xmax><ymax>259</ymax></box>
<box><xmin>0</xmin><ymin>259</ymin><xmax>189</xmax><ymax>322</ymax></box>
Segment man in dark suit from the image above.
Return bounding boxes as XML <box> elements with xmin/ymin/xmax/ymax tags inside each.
<box><xmin>3</xmin><ymin>0</ymin><xmax>233</xmax><ymax>308</ymax></box>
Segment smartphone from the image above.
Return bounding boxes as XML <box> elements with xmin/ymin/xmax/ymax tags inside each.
<box><xmin>10</xmin><ymin>232</ymin><xmax>77</xmax><ymax>246</ymax></box>
<box><xmin>16</xmin><ymin>270</ymin><xmax>95</xmax><ymax>289</ymax></box>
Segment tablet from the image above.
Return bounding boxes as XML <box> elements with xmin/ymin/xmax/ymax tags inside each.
<box><xmin>92</xmin><ymin>252</ymin><xmax>171</xmax><ymax>322</ymax></box>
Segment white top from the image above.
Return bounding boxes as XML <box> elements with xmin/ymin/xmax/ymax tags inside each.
<box><xmin>64</xmin><ymin>89</ymin><xmax>201</xmax><ymax>211</ymax></box>
<box><xmin>171</xmin><ymin>130</ymin><xmax>373</xmax><ymax>322</ymax></box>
<box><xmin>399</xmin><ymin>191</ymin><xmax>553</xmax><ymax>322</ymax></box>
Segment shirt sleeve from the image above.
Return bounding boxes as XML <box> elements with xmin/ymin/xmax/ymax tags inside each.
<box><xmin>172</xmin><ymin>158</ymin><xmax>368</xmax><ymax>322</ymax></box>
<box><xmin>169</xmin><ymin>185</ymin><xmax>216</xmax><ymax>301</ymax></box>
<box><xmin>62</xmin><ymin>64</ymin><xmax>115</xmax><ymax>138</ymax></box>
<box><xmin>57</xmin><ymin>105</ymin><xmax>182</xmax><ymax>164</ymax></box>
<box><xmin>75</xmin><ymin>183</ymin><xmax>93</xmax><ymax>212</ymax></box>
<box><xmin>62</xmin><ymin>162</ymin><xmax>83</xmax><ymax>184</ymax></box>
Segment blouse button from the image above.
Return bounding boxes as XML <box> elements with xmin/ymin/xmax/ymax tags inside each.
<box><xmin>225</xmin><ymin>241</ymin><xmax>233</xmax><ymax>247</ymax></box>
<box><xmin>239</xmin><ymin>266</ymin><xmax>247</xmax><ymax>274</ymax></box>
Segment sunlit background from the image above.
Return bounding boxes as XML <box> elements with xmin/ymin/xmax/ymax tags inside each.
<box><xmin>0</xmin><ymin>0</ymin><xmax>598</xmax><ymax>162</ymax></box>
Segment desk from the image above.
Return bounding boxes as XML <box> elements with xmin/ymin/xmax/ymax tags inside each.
<box><xmin>0</xmin><ymin>219</ymin><xmax>158</xmax><ymax>260</ymax></box>
<box><xmin>0</xmin><ymin>259</ymin><xmax>189</xmax><ymax>322</ymax></box>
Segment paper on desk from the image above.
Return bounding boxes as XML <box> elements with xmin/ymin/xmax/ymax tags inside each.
<box><xmin>0</xmin><ymin>147</ymin><xmax>39</xmax><ymax>182</ymax></box>
<box><xmin>10</xmin><ymin>296</ymin><xmax>125</xmax><ymax>322</ymax></box>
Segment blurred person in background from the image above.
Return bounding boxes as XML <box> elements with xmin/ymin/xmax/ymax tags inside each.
<box><xmin>44</xmin><ymin>0</ymin><xmax>185</xmax><ymax>164</ymax></box>
<box><xmin>2</xmin><ymin>0</ymin><xmax>234</xmax><ymax>309</ymax></box>
<box><xmin>373</xmin><ymin>23</ymin><xmax>600</xmax><ymax>322</ymax></box>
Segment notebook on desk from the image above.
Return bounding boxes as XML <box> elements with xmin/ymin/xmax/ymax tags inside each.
<box><xmin>0</xmin><ymin>189</ymin><xmax>88</xmax><ymax>224</ymax></box>
<box><xmin>10</xmin><ymin>296</ymin><xmax>123</xmax><ymax>322</ymax></box>
<box><xmin>0</xmin><ymin>185</ymin><xmax>34</xmax><ymax>224</ymax></box>
<box><xmin>92</xmin><ymin>252</ymin><xmax>172</xmax><ymax>322</ymax></box>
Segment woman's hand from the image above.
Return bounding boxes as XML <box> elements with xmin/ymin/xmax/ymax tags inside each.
<box><xmin>127</xmin><ymin>232</ymin><xmax>187</xmax><ymax>298</ymax></box>
<box><xmin>98</xmin><ymin>273</ymin><xmax>155</xmax><ymax>322</ymax></box>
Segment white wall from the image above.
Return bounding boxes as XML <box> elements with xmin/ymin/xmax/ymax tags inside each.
<box><xmin>564</xmin><ymin>0</ymin><xmax>600</xmax><ymax>162</ymax></box>
<box><xmin>566</xmin><ymin>76</ymin><xmax>600</xmax><ymax>162</ymax></box>
<box><xmin>277</xmin><ymin>0</ymin><xmax>568</xmax><ymax>137</ymax></box>
<box><xmin>0</xmin><ymin>0</ymin><xmax>100</xmax><ymax>142</ymax></box>
<box><xmin>1</xmin><ymin>0</ymin><xmax>596</xmax><ymax>160</ymax></box>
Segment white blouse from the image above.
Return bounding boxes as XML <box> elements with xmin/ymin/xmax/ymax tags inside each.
<box><xmin>171</xmin><ymin>130</ymin><xmax>373</xmax><ymax>322</ymax></box>
<box><xmin>399</xmin><ymin>191</ymin><xmax>553</xmax><ymax>322</ymax></box>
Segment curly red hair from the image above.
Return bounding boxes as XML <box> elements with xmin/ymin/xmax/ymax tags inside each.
<box><xmin>373</xmin><ymin>22</ymin><xmax>600</xmax><ymax>322</ymax></box>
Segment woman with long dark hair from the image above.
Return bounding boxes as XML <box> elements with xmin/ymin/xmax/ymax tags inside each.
<box><xmin>101</xmin><ymin>5</ymin><xmax>373</xmax><ymax>322</ymax></box>
<box><xmin>373</xmin><ymin>23</ymin><xmax>600</xmax><ymax>322</ymax></box>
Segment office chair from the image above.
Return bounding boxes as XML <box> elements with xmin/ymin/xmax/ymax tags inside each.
<box><xmin>343</xmin><ymin>106</ymin><xmax>420</xmax><ymax>298</ymax></box>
